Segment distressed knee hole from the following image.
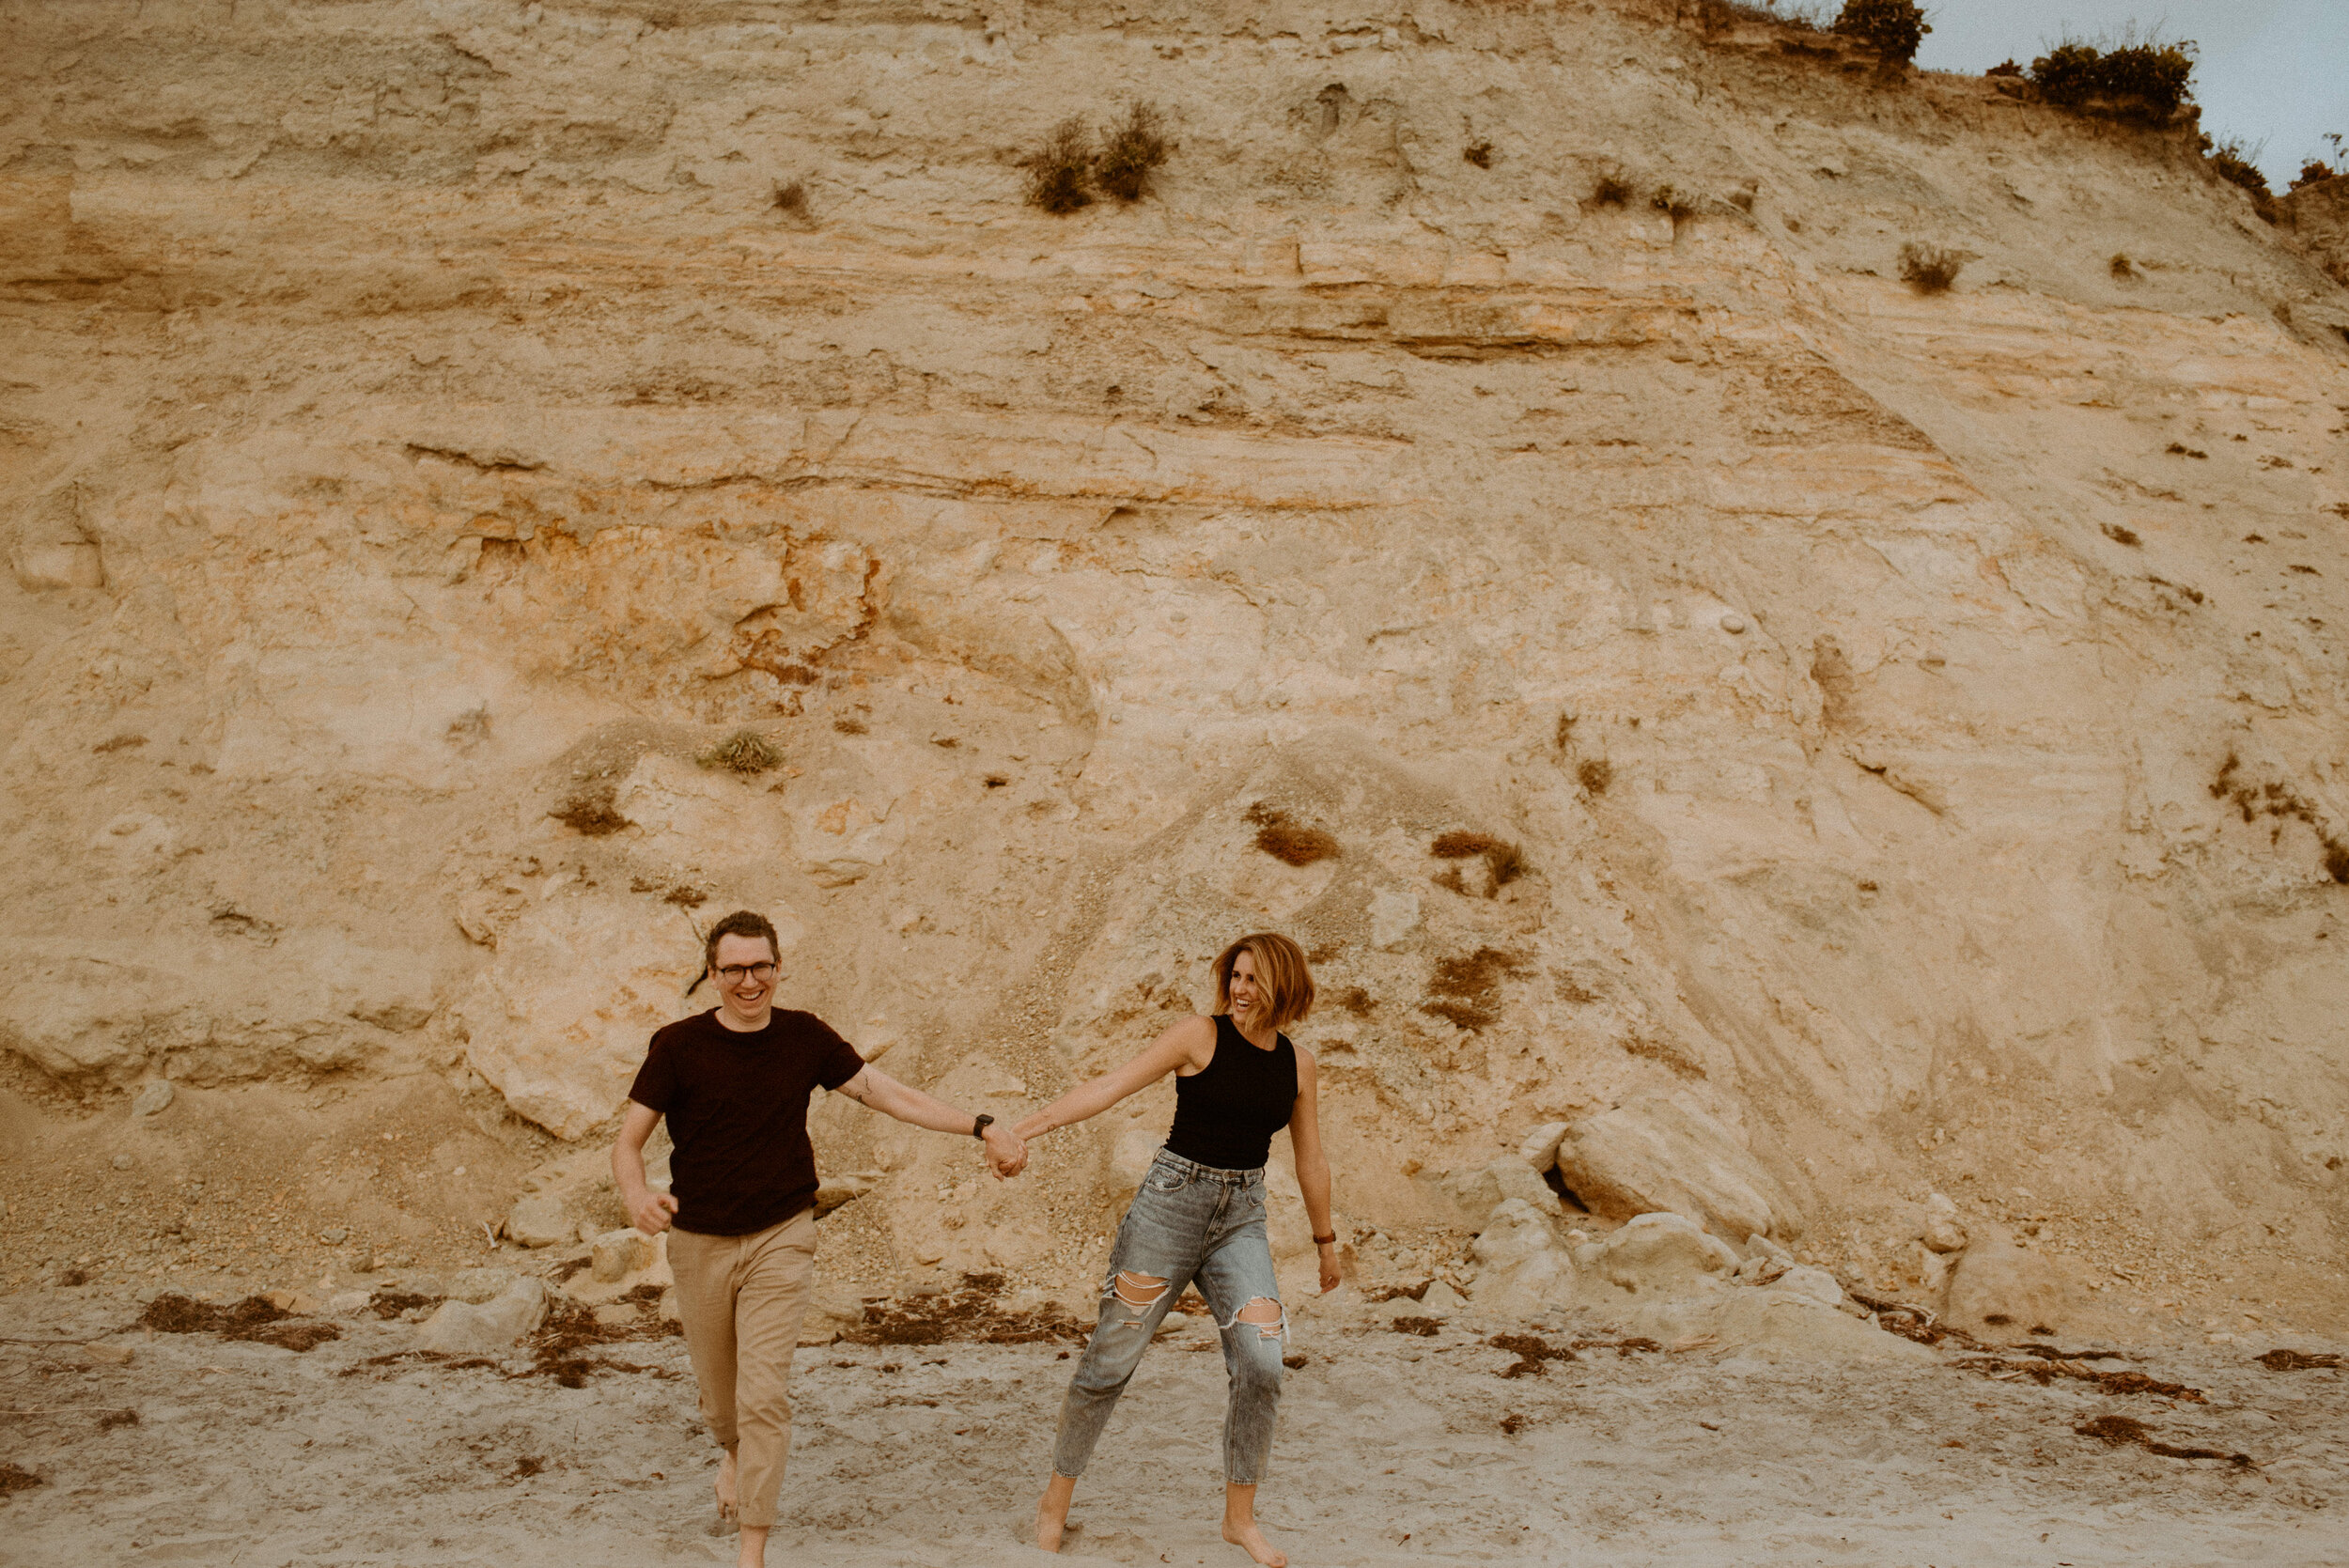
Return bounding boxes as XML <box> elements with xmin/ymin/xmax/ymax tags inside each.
<box><xmin>1112</xmin><ymin>1272</ymin><xmax>1169</xmax><ymax>1315</ymax></box>
<box><xmin>1235</xmin><ymin>1296</ymin><xmax>1285</xmax><ymax>1340</ymax></box>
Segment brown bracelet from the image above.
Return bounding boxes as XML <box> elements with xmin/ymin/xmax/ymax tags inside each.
<box><xmin>1313</xmin><ymin>1232</ymin><xmax>1338</xmax><ymax>1246</ymax></box>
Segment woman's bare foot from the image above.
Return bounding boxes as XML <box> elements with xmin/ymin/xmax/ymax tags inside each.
<box><xmin>1222</xmin><ymin>1483</ymin><xmax>1285</xmax><ymax>1567</ymax></box>
<box><xmin>1035</xmin><ymin>1472</ymin><xmax>1078</xmax><ymax>1552</ymax></box>
<box><xmin>714</xmin><ymin>1449</ymin><xmax>739</xmax><ymax>1521</ymax></box>
<box><xmin>1221</xmin><ymin>1518</ymin><xmax>1286</xmax><ymax>1567</ymax></box>
<box><xmin>737</xmin><ymin>1523</ymin><xmax>768</xmax><ymax>1568</ymax></box>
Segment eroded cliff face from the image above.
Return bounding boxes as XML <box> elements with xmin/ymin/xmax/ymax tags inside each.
<box><xmin>2</xmin><ymin>0</ymin><xmax>2344</xmax><ymax>1323</ymax></box>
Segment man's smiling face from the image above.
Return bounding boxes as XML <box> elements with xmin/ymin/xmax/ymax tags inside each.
<box><xmin>711</xmin><ymin>931</ymin><xmax>778</xmax><ymax>1028</ymax></box>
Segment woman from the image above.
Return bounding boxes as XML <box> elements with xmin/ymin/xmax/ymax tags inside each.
<box><xmin>1014</xmin><ymin>932</ymin><xmax>1341</xmax><ymax>1568</ymax></box>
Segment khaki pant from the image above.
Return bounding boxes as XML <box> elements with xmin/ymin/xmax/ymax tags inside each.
<box><xmin>667</xmin><ymin>1209</ymin><xmax>817</xmax><ymax>1529</ymax></box>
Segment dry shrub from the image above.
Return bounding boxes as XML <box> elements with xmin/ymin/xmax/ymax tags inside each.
<box><xmin>2204</xmin><ymin>137</ymin><xmax>2278</xmax><ymax>220</ymax></box>
<box><xmin>1588</xmin><ymin>169</ymin><xmax>1637</xmax><ymax>208</ymax></box>
<box><xmin>0</xmin><ymin>1464</ymin><xmax>42</xmax><ymax>1497</ymax></box>
<box><xmin>1463</xmin><ymin>139</ymin><xmax>1494</xmax><ymax>169</ymax></box>
<box><xmin>2101</xmin><ymin>523</ymin><xmax>2141</xmax><ymax>547</ymax></box>
<box><xmin>551</xmin><ymin>784</ymin><xmax>629</xmax><ymax>836</ymax></box>
<box><xmin>1095</xmin><ymin>102</ymin><xmax>1170</xmax><ymax>203</ymax></box>
<box><xmin>698</xmin><ymin>728</ymin><xmax>783</xmax><ymax>774</ymax></box>
<box><xmin>1577</xmin><ymin>758</ymin><xmax>1613</xmax><ymax>795</ymax></box>
<box><xmin>1430</xmin><ymin>831</ymin><xmax>1531</xmax><ymax>895</ymax></box>
<box><xmin>1024</xmin><ymin>116</ymin><xmax>1096</xmax><ymax>213</ymax></box>
<box><xmin>772</xmin><ymin>180</ymin><xmax>810</xmax><ymax>219</ymax></box>
<box><xmin>1985</xmin><ymin>58</ymin><xmax>2023</xmax><ymax>78</ymax></box>
<box><xmin>1831</xmin><ymin>0</ymin><xmax>1929</xmax><ymax>66</ymax></box>
<box><xmin>2030</xmin><ymin>38</ymin><xmax>2197</xmax><ymax>124</ymax></box>
<box><xmin>1332</xmin><ymin>986</ymin><xmax>1376</xmax><ymax>1017</ymax></box>
<box><xmin>1650</xmin><ymin>185</ymin><xmax>1698</xmax><ymax>222</ymax></box>
<box><xmin>2109</xmin><ymin>253</ymin><xmax>2136</xmax><ymax>280</ymax></box>
<box><xmin>1246</xmin><ymin>802</ymin><xmax>1340</xmax><ymax>866</ymax></box>
<box><xmin>1420</xmin><ymin>946</ymin><xmax>1530</xmax><ymax>1032</ymax></box>
<box><xmin>2167</xmin><ymin>442</ymin><xmax>2207</xmax><ymax>458</ymax></box>
<box><xmin>2258</xmin><ymin>1348</ymin><xmax>2343</xmax><ymax>1371</ymax></box>
<box><xmin>1391</xmin><ymin>1315</ymin><xmax>1443</xmax><ymax>1337</ymax></box>
<box><xmin>1718</xmin><ymin>1</ymin><xmax>1828</xmax><ymax>31</ymax></box>
<box><xmin>832</xmin><ymin>716</ymin><xmax>868</xmax><ymax>735</ymax></box>
<box><xmin>1897</xmin><ymin>241</ymin><xmax>1964</xmax><ymax>293</ymax></box>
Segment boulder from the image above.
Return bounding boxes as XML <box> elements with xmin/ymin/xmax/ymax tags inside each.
<box><xmin>1703</xmin><ymin>1286</ymin><xmax>1937</xmax><ymax>1361</ymax></box>
<box><xmin>448</xmin><ymin>1267</ymin><xmax>518</xmax><ymax>1304</ymax></box>
<box><xmin>1916</xmin><ymin>1192</ymin><xmax>1968</xmax><ymax>1254</ymax></box>
<box><xmin>1554</xmin><ymin>1094</ymin><xmax>1797</xmax><ymax>1242</ymax></box>
<box><xmin>416</xmin><ymin>1278</ymin><xmax>548</xmax><ymax>1354</ymax></box>
<box><xmin>1418</xmin><ymin>1279</ymin><xmax>1469</xmax><ymax>1317</ymax></box>
<box><xmin>1517</xmin><ymin>1121</ymin><xmax>1569</xmax><ymax>1173</ymax></box>
<box><xmin>1771</xmin><ymin>1265</ymin><xmax>1845</xmax><ymax>1308</ymax></box>
<box><xmin>800</xmin><ymin>1286</ymin><xmax>867</xmax><ymax>1346</ymax></box>
<box><xmin>505</xmin><ymin>1193</ymin><xmax>572</xmax><ymax>1249</ymax></box>
<box><xmin>589</xmin><ymin>1228</ymin><xmax>654</xmax><ymax>1282</ymax></box>
<box><xmin>1587</xmin><ymin>1212</ymin><xmax>1742</xmax><ymax>1298</ymax></box>
<box><xmin>815</xmin><ymin>1172</ymin><xmax>879</xmax><ymax>1218</ymax></box>
<box><xmin>131</xmin><ymin>1080</ymin><xmax>175</xmax><ymax>1118</ymax></box>
<box><xmin>1466</xmin><ymin>1198</ymin><xmax>1576</xmax><ymax>1318</ymax></box>
<box><xmin>1439</xmin><ymin>1157</ymin><xmax>1561</xmax><ymax>1221</ymax></box>
<box><xmin>1943</xmin><ymin>1232</ymin><xmax>2068</xmax><ymax>1342</ymax></box>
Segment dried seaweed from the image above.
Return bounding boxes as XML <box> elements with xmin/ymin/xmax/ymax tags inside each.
<box><xmin>133</xmin><ymin>1294</ymin><xmax>342</xmax><ymax>1353</ymax></box>
<box><xmin>842</xmin><ymin>1274</ymin><xmax>1090</xmax><ymax>1347</ymax></box>
<box><xmin>2076</xmin><ymin>1415</ymin><xmax>2254</xmax><ymax>1467</ymax></box>
<box><xmin>2256</xmin><ymin>1348</ymin><xmax>2342</xmax><ymax>1372</ymax></box>
<box><xmin>1488</xmin><ymin>1332</ymin><xmax>1577</xmax><ymax>1377</ymax></box>
<box><xmin>1958</xmin><ymin>1355</ymin><xmax>2203</xmax><ymax>1402</ymax></box>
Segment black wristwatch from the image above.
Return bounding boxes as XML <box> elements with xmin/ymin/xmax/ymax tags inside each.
<box><xmin>972</xmin><ymin>1113</ymin><xmax>994</xmax><ymax>1139</ymax></box>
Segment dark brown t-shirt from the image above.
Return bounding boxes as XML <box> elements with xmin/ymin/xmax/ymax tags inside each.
<box><xmin>627</xmin><ymin>1008</ymin><xmax>865</xmax><ymax>1236</ymax></box>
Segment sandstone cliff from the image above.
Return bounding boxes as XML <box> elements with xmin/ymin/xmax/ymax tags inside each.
<box><xmin>2</xmin><ymin>0</ymin><xmax>2344</xmax><ymax>1333</ymax></box>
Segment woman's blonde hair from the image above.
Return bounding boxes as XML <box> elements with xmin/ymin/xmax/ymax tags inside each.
<box><xmin>1213</xmin><ymin>932</ymin><xmax>1316</xmax><ymax>1031</ymax></box>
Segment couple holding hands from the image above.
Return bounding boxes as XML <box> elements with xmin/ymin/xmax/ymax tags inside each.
<box><xmin>612</xmin><ymin>910</ymin><xmax>1342</xmax><ymax>1568</ymax></box>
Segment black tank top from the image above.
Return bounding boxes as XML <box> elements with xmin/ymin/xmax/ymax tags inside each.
<box><xmin>1164</xmin><ymin>1016</ymin><xmax>1299</xmax><ymax>1171</ymax></box>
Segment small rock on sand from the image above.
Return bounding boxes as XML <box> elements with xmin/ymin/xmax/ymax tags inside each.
<box><xmin>504</xmin><ymin>1194</ymin><xmax>571</xmax><ymax>1250</ymax></box>
<box><xmin>1589</xmin><ymin>1212</ymin><xmax>1741</xmax><ymax>1296</ymax></box>
<box><xmin>1441</xmin><ymin>1157</ymin><xmax>1561</xmax><ymax>1219</ymax></box>
<box><xmin>417</xmin><ymin>1278</ymin><xmax>548</xmax><ymax>1354</ymax></box>
<box><xmin>448</xmin><ymin>1267</ymin><xmax>517</xmax><ymax>1304</ymax></box>
<box><xmin>589</xmin><ymin>1229</ymin><xmax>652</xmax><ymax>1282</ymax></box>
<box><xmin>1944</xmin><ymin>1232</ymin><xmax>2068</xmax><ymax>1342</ymax></box>
<box><xmin>1419</xmin><ymin>1279</ymin><xmax>1469</xmax><ymax>1316</ymax></box>
<box><xmin>131</xmin><ymin>1081</ymin><xmax>175</xmax><ymax>1118</ymax></box>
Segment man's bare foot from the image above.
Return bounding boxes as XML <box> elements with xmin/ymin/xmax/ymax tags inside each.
<box><xmin>1036</xmin><ymin>1473</ymin><xmax>1077</xmax><ymax>1553</ymax></box>
<box><xmin>1221</xmin><ymin>1518</ymin><xmax>1286</xmax><ymax>1567</ymax></box>
<box><xmin>714</xmin><ymin>1449</ymin><xmax>738</xmax><ymax>1521</ymax></box>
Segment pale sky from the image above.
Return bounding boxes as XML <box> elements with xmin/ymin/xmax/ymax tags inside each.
<box><xmin>1911</xmin><ymin>0</ymin><xmax>2349</xmax><ymax>186</ymax></box>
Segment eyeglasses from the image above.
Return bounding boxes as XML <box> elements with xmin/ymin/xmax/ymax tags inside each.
<box><xmin>716</xmin><ymin>963</ymin><xmax>776</xmax><ymax>984</ymax></box>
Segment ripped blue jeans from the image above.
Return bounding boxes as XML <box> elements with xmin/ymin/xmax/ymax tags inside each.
<box><xmin>1050</xmin><ymin>1148</ymin><xmax>1286</xmax><ymax>1484</ymax></box>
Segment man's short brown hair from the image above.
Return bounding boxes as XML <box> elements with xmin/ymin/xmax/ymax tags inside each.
<box><xmin>690</xmin><ymin>909</ymin><xmax>782</xmax><ymax>993</ymax></box>
<box><xmin>1212</xmin><ymin>932</ymin><xmax>1316</xmax><ymax>1031</ymax></box>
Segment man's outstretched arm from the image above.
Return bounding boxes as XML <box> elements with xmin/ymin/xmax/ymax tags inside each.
<box><xmin>613</xmin><ymin>1100</ymin><xmax>680</xmax><ymax>1234</ymax></box>
<box><xmin>833</xmin><ymin>1066</ymin><xmax>1027</xmax><ymax>1176</ymax></box>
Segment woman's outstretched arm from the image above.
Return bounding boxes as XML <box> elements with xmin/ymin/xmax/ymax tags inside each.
<box><xmin>1287</xmin><ymin>1048</ymin><xmax>1342</xmax><ymax>1292</ymax></box>
<box><xmin>1013</xmin><ymin>1014</ymin><xmax>1216</xmax><ymax>1143</ymax></box>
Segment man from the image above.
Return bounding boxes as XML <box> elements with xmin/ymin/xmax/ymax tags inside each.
<box><xmin>614</xmin><ymin>908</ymin><xmax>1028</xmax><ymax>1568</ymax></box>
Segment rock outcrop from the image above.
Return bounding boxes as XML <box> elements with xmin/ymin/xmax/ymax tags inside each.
<box><xmin>0</xmin><ymin>0</ymin><xmax>2342</xmax><ymax>1327</ymax></box>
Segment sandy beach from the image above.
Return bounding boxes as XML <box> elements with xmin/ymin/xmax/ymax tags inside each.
<box><xmin>6</xmin><ymin>1281</ymin><xmax>2342</xmax><ymax>1568</ymax></box>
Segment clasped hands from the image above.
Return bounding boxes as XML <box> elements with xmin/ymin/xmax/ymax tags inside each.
<box><xmin>981</xmin><ymin>1121</ymin><xmax>1031</xmax><ymax>1180</ymax></box>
